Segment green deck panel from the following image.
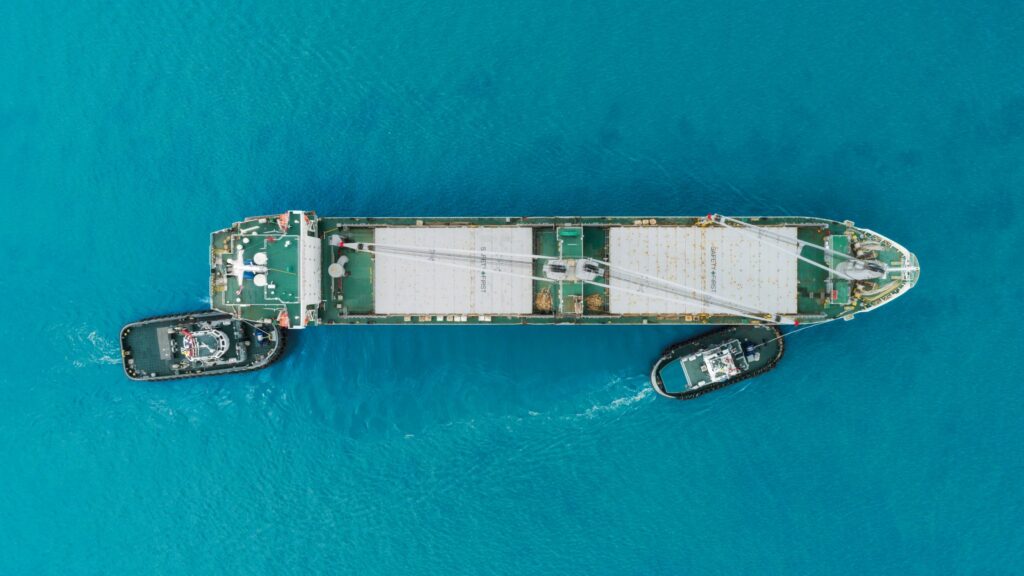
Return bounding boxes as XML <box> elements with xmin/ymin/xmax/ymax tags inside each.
<box><xmin>321</xmin><ymin>238</ymin><xmax>340</xmax><ymax>315</ymax></box>
<box><xmin>582</xmin><ymin>226</ymin><xmax>608</xmax><ymax>260</ymax></box>
<box><xmin>264</xmin><ymin>238</ymin><xmax>300</xmax><ymax>300</ymax></box>
<box><xmin>824</xmin><ymin>234</ymin><xmax>852</xmax><ymax>306</ymax></box>
<box><xmin>340</xmin><ymin>250</ymin><xmax>375</xmax><ymax>314</ymax></box>
<box><xmin>559</xmin><ymin>281</ymin><xmax>583</xmax><ymax>314</ymax></box>
<box><xmin>796</xmin><ymin>226</ymin><xmax>829</xmax><ymax>315</ymax></box>
<box><xmin>323</xmin><ymin>227</ymin><xmax>375</xmax><ymax>319</ymax></box>
<box><xmin>211</xmin><ymin>227</ymin><xmax>302</xmax><ymax>324</ymax></box>
<box><xmin>285</xmin><ymin>213</ymin><xmax>306</xmax><ymax>235</ymax></box>
<box><xmin>533</xmin><ymin>227</ymin><xmax>560</xmax><ymax>314</ymax></box>
<box><xmin>827</xmin><ymin>234</ymin><xmax>850</xmax><ymax>266</ymax></box>
<box><xmin>217</xmin><ymin>236</ymin><xmax>300</xmax><ymax>305</ymax></box>
<box><xmin>833</xmin><ymin>281</ymin><xmax>851</xmax><ymax>305</ymax></box>
<box><xmin>657</xmin><ymin>359</ymin><xmax>689</xmax><ymax>394</ymax></box>
<box><xmin>681</xmin><ymin>357</ymin><xmax>709</xmax><ymax>387</ymax></box>
<box><xmin>581</xmin><ymin>226</ymin><xmax>609</xmax><ymax>312</ymax></box>
<box><xmin>561</xmin><ymin>282</ymin><xmax>583</xmax><ymax>296</ymax></box>
<box><xmin>558</xmin><ymin>227</ymin><xmax>584</xmax><ymax>258</ymax></box>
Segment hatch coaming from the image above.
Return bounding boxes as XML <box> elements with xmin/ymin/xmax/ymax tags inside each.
<box><xmin>606</xmin><ymin>226</ymin><xmax>799</xmax><ymax>316</ymax></box>
<box><xmin>371</xmin><ymin>226</ymin><xmax>534</xmax><ymax>315</ymax></box>
<box><xmin>322</xmin><ymin>216</ymin><xmax>829</xmax><ymax>324</ymax></box>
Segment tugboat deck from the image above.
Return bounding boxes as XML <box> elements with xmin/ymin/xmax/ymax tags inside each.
<box><xmin>120</xmin><ymin>311</ymin><xmax>284</xmax><ymax>381</ymax></box>
<box><xmin>651</xmin><ymin>325</ymin><xmax>785</xmax><ymax>399</ymax></box>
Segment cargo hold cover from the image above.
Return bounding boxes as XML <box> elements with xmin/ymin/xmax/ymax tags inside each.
<box><xmin>373</xmin><ymin>227</ymin><xmax>534</xmax><ymax>315</ymax></box>
<box><xmin>608</xmin><ymin>227</ymin><xmax>798</xmax><ymax>315</ymax></box>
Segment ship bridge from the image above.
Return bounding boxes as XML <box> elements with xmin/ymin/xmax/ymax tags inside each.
<box><xmin>210</xmin><ymin>210</ymin><xmax>321</xmax><ymax>328</ymax></box>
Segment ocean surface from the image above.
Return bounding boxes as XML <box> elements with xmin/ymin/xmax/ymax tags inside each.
<box><xmin>2</xmin><ymin>1</ymin><xmax>1022</xmax><ymax>574</ymax></box>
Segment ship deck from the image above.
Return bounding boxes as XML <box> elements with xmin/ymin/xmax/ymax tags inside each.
<box><xmin>211</xmin><ymin>213</ymin><xmax>917</xmax><ymax>327</ymax></box>
<box><xmin>210</xmin><ymin>213</ymin><xmax>317</xmax><ymax>327</ymax></box>
<box><xmin>318</xmin><ymin>216</ymin><xmax>836</xmax><ymax>325</ymax></box>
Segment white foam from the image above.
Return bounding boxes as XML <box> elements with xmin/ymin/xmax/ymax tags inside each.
<box><xmin>578</xmin><ymin>386</ymin><xmax>653</xmax><ymax>419</ymax></box>
<box><xmin>67</xmin><ymin>325</ymin><xmax>121</xmax><ymax>367</ymax></box>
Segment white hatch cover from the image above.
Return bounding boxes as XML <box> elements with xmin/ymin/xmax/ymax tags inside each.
<box><xmin>373</xmin><ymin>227</ymin><xmax>534</xmax><ymax>315</ymax></box>
<box><xmin>608</xmin><ymin>227</ymin><xmax>799</xmax><ymax>315</ymax></box>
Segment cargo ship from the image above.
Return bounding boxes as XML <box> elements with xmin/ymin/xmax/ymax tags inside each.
<box><xmin>120</xmin><ymin>311</ymin><xmax>284</xmax><ymax>381</ymax></box>
<box><xmin>208</xmin><ymin>212</ymin><xmax>919</xmax><ymax>328</ymax></box>
<box><xmin>650</xmin><ymin>325</ymin><xmax>784</xmax><ymax>400</ymax></box>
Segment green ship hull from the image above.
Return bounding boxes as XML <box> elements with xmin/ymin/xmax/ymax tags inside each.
<box><xmin>209</xmin><ymin>212</ymin><xmax>919</xmax><ymax>329</ymax></box>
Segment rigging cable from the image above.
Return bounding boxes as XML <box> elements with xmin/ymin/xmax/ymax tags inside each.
<box><xmin>712</xmin><ymin>214</ymin><xmax>856</xmax><ymax>262</ymax></box>
<box><xmin>347</xmin><ymin>244</ymin><xmax>772</xmax><ymax>322</ymax></box>
<box><xmin>751</xmin><ymin>312</ymin><xmax>855</xmax><ymax>351</ymax></box>
<box><xmin>355</xmin><ymin>240</ymin><xmax>775</xmax><ymax>320</ymax></box>
<box><xmin>709</xmin><ymin>214</ymin><xmax>856</xmax><ymax>280</ymax></box>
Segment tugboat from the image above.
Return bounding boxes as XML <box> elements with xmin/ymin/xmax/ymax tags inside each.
<box><xmin>650</xmin><ymin>325</ymin><xmax>784</xmax><ymax>399</ymax></box>
<box><xmin>120</xmin><ymin>311</ymin><xmax>284</xmax><ymax>381</ymax></box>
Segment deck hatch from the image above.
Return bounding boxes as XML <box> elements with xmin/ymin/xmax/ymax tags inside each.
<box><xmin>608</xmin><ymin>227</ymin><xmax>799</xmax><ymax>315</ymax></box>
<box><xmin>373</xmin><ymin>227</ymin><xmax>534</xmax><ymax>315</ymax></box>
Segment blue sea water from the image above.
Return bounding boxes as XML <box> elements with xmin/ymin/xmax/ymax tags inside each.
<box><xmin>2</xmin><ymin>0</ymin><xmax>1022</xmax><ymax>573</ymax></box>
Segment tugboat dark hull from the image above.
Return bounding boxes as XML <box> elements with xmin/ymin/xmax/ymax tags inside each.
<box><xmin>120</xmin><ymin>311</ymin><xmax>284</xmax><ymax>381</ymax></box>
<box><xmin>651</xmin><ymin>325</ymin><xmax>784</xmax><ymax>400</ymax></box>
